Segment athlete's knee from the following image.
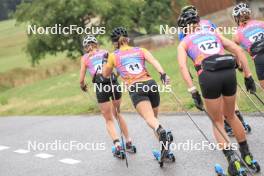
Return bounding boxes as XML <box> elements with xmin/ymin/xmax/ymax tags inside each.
<box><xmin>101</xmin><ymin>108</ymin><xmax>112</xmax><ymax>121</ymax></box>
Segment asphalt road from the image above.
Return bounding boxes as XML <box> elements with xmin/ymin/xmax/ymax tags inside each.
<box><xmin>0</xmin><ymin>114</ymin><xmax>263</xmax><ymax>176</ymax></box>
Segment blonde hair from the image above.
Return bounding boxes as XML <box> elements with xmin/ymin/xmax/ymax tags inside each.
<box><xmin>118</xmin><ymin>36</ymin><xmax>129</xmax><ymax>46</ymax></box>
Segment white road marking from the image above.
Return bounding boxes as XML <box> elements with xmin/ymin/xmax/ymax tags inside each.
<box><xmin>59</xmin><ymin>158</ymin><xmax>81</xmax><ymax>165</ymax></box>
<box><xmin>35</xmin><ymin>153</ymin><xmax>54</xmax><ymax>159</ymax></box>
<box><xmin>0</xmin><ymin>145</ymin><xmax>10</xmax><ymax>151</ymax></box>
<box><xmin>13</xmin><ymin>149</ymin><xmax>30</xmax><ymax>154</ymax></box>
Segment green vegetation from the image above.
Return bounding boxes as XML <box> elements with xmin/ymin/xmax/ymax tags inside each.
<box><xmin>1</xmin><ymin>43</ymin><xmax>263</xmax><ymax>115</ymax></box>
<box><xmin>14</xmin><ymin>0</ymin><xmax>175</xmax><ymax>64</ymax></box>
<box><xmin>0</xmin><ymin>19</ymin><xmax>263</xmax><ymax>115</ymax></box>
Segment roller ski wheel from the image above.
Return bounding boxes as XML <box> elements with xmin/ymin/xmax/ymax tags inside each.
<box><xmin>242</xmin><ymin>154</ymin><xmax>261</xmax><ymax>173</ymax></box>
<box><xmin>152</xmin><ymin>150</ymin><xmax>175</xmax><ymax>162</ymax></box>
<box><xmin>111</xmin><ymin>145</ymin><xmax>126</xmax><ymax>159</ymax></box>
<box><xmin>215</xmin><ymin>160</ymin><xmax>247</xmax><ymax>176</ymax></box>
<box><xmin>125</xmin><ymin>141</ymin><xmax>137</xmax><ymax>154</ymax></box>
<box><xmin>215</xmin><ymin>164</ymin><xmax>227</xmax><ymax>176</ymax></box>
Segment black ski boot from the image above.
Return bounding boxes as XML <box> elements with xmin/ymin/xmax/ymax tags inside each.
<box><xmin>155</xmin><ymin>125</ymin><xmax>175</xmax><ymax>167</ymax></box>
<box><xmin>111</xmin><ymin>139</ymin><xmax>126</xmax><ymax>159</ymax></box>
<box><xmin>222</xmin><ymin>149</ymin><xmax>247</xmax><ymax>176</ymax></box>
<box><xmin>224</xmin><ymin>120</ymin><xmax>233</xmax><ymax>137</ymax></box>
<box><xmin>235</xmin><ymin>111</ymin><xmax>251</xmax><ymax>134</ymax></box>
<box><xmin>239</xmin><ymin>141</ymin><xmax>261</xmax><ymax>173</ymax></box>
<box><xmin>125</xmin><ymin>141</ymin><xmax>137</xmax><ymax>153</ymax></box>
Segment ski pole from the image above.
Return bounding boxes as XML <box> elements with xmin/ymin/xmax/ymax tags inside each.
<box><xmin>252</xmin><ymin>92</ymin><xmax>264</xmax><ymax>106</ymax></box>
<box><xmin>169</xmin><ymin>90</ymin><xmax>214</xmax><ymax>147</ymax></box>
<box><xmin>109</xmin><ymin>76</ymin><xmax>129</xmax><ymax>168</ymax></box>
<box><xmin>237</xmin><ymin>83</ymin><xmax>264</xmax><ymax>118</ymax></box>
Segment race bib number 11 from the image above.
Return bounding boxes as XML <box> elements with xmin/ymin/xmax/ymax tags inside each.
<box><xmin>126</xmin><ymin>62</ymin><xmax>143</xmax><ymax>74</ymax></box>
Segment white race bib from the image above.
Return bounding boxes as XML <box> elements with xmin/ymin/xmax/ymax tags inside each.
<box><xmin>198</xmin><ymin>40</ymin><xmax>221</xmax><ymax>55</ymax></box>
<box><xmin>125</xmin><ymin>62</ymin><xmax>143</xmax><ymax>74</ymax></box>
<box><xmin>94</xmin><ymin>64</ymin><xmax>102</xmax><ymax>73</ymax></box>
<box><xmin>249</xmin><ymin>32</ymin><xmax>264</xmax><ymax>43</ymax></box>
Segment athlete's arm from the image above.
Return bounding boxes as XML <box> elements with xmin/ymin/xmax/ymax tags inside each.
<box><xmin>80</xmin><ymin>58</ymin><xmax>88</xmax><ymax>92</ymax></box>
<box><xmin>143</xmin><ymin>49</ymin><xmax>165</xmax><ymax>74</ymax></box>
<box><xmin>80</xmin><ymin>58</ymin><xmax>87</xmax><ymax>85</ymax></box>
<box><xmin>219</xmin><ymin>35</ymin><xmax>251</xmax><ymax>78</ymax></box>
<box><xmin>177</xmin><ymin>42</ymin><xmax>195</xmax><ymax>88</ymax></box>
<box><xmin>102</xmin><ymin>53</ymin><xmax>114</xmax><ymax>77</ymax></box>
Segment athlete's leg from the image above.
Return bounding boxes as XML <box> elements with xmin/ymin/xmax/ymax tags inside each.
<box><xmin>222</xmin><ymin>95</ymin><xmax>246</xmax><ymax>142</ymax></box>
<box><xmin>204</xmin><ymin>97</ymin><xmax>230</xmax><ymax>148</ymax></box>
<box><xmin>136</xmin><ymin>100</ymin><xmax>160</xmax><ymax>130</ymax></box>
<box><xmin>99</xmin><ymin>102</ymin><xmax>119</xmax><ymax>144</ymax></box>
<box><xmin>112</xmin><ymin>99</ymin><xmax>131</xmax><ymax>142</ymax></box>
<box><xmin>153</xmin><ymin>107</ymin><xmax>159</xmax><ymax>118</ymax></box>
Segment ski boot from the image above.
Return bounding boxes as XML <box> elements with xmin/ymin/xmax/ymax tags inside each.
<box><xmin>241</xmin><ymin>152</ymin><xmax>261</xmax><ymax>173</ymax></box>
<box><xmin>224</xmin><ymin>120</ymin><xmax>233</xmax><ymax>137</ymax></box>
<box><xmin>153</xmin><ymin>129</ymin><xmax>175</xmax><ymax>167</ymax></box>
<box><xmin>111</xmin><ymin>145</ymin><xmax>126</xmax><ymax>159</ymax></box>
<box><xmin>235</xmin><ymin>111</ymin><xmax>252</xmax><ymax>134</ymax></box>
<box><xmin>125</xmin><ymin>141</ymin><xmax>137</xmax><ymax>153</ymax></box>
<box><xmin>227</xmin><ymin>155</ymin><xmax>247</xmax><ymax>176</ymax></box>
<box><xmin>242</xmin><ymin>122</ymin><xmax>251</xmax><ymax>134</ymax></box>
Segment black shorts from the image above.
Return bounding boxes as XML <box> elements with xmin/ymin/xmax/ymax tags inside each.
<box><xmin>95</xmin><ymin>81</ymin><xmax>122</xmax><ymax>103</ymax></box>
<box><xmin>198</xmin><ymin>69</ymin><xmax>237</xmax><ymax>99</ymax></box>
<box><xmin>129</xmin><ymin>79</ymin><xmax>160</xmax><ymax>108</ymax></box>
<box><xmin>254</xmin><ymin>53</ymin><xmax>264</xmax><ymax>81</ymax></box>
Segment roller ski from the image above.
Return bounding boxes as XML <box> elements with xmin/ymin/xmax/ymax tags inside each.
<box><xmin>125</xmin><ymin>141</ymin><xmax>137</xmax><ymax>153</ymax></box>
<box><xmin>111</xmin><ymin>144</ymin><xmax>126</xmax><ymax>159</ymax></box>
<box><xmin>215</xmin><ymin>156</ymin><xmax>247</xmax><ymax>176</ymax></box>
<box><xmin>240</xmin><ymin>152</ymin><xmax>261</xmax><ymax>174</ymax></box>
<box><xmin>153</xmin><ymin>128</ymin><xmax>175</xmax><ymax>167</ymax></box>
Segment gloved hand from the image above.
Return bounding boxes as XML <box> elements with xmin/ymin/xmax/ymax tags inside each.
<box><xmin>191</xmin><ymin>91</ymin><xmax>204</xmax><ymax>111</ymax></box>
<box><xmin>244</xmin><ymin>76</ymin><xmax>256</xmax><ymax>94</ymax></box>
<box><xmin>80</xmin><ymin>83</ymin><xmax>87</xmax><ymax>92</ymax></box>
<box><xmin>160</xmin><ymin>73</ymin><xmax>170</xmax><ymax>85</ymax></box>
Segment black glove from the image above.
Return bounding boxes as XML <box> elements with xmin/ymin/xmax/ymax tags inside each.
<box><xmin>160</xmin><ymin>73</ymin><xmax>170</xmax><ymax>85</ymax></box>
<box><xmin>244</xmin><ymin>76</ymin><xmax>256</xmax><ymax>94</ymax></box>
<box><xmin>191</xmin><ymin>91</ymin><xmax>204</xmax><ymax>111</ymax></box>
<box><xmin>80</xmin><ymin>83</ymin><xmax>87</xmax><ymax>92</ymax></box>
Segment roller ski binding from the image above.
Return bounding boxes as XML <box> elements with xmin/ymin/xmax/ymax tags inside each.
<box><xmin>224</xmin><ymin>121</ymin><xmax>233</xmax><ymax>137</ymax></box>
<box><xmin>153</xmin><ymin>130</ymin><xmax>175</xmax><ymax>167</ymax></box>
<box><xmin>215</xmin><ymin>156</ymin><xmax>247</xmax><ymax>176</ymax></box>
<box><xmin>111</xmin><ymin>145</ymin><xmax>126</xmax><ymax>159</ymax></box>
<box><xmin>241</xmin><ymin>153</ymin><xmax>261</xmax><ymax>174</ymax></box>
<box><xmin>125</xmin><ymin>141</ymin><xmax>137</xmax><ymax>153</ymax></box>
<box><xmin>242</xmin><ymin>122</ymin><xmax>251</xmax><ymax>134</ymax></box>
